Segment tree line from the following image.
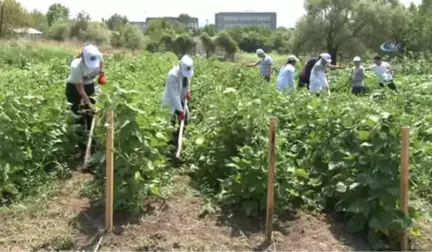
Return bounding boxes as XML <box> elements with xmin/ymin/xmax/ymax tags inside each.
<box><xmin>0</xmin><ymin>0</ymin><xmax>431</xmax><ymax>63</ymax></box>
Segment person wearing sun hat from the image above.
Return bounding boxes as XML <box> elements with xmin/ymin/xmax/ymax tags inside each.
<box><xmin>351</xmin><ymin>56</ymin><xmax>365</xmax><ymax>95</ymax></box>
<box><xmin>65</xmin><ymin>43</ymin><xmax>106</xmax><ymax>161</ymax></box>
<box><xmin>162</xmin><ymin>54</ymin><xmax>193</xmax><ymax>146</ymax></box>
<box><xmin>247</xmin><ymin>48</ymin><xmax>273</xmax><ymax>82</ymax></box>
<box><xmin>276</xmin><ymin>55</ymin><xmax>299</xmax><ymax>93</ymax></box>
<box><xmin>309</xmin><ymin>52</ymin><xmax>344</xmax><ymax>95</ymax></box>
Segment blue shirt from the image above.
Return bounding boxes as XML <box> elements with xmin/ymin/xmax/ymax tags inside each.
<box><xmin>259</xmin><ymin>55</ymin><xmax>273</xmax><ymax>77</ymax></box>
<box><xmin>276</xmin><ymin>64</ymin><xmax>295</xmax><ymax>91</ymax></box>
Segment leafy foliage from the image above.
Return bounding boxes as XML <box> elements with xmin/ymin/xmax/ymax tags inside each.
<box><xmin>183</xmin><ymin>58</ymin><xmax>432</xmax><ymax>249</ymax></box>
<box><xmin>1</xmin><ymin>43</ymin><xmax>431</xmax><ymax>250</ymax></box>
<box><xmin>84</xmin><ymin>52</ymin><xmax>179</xmax><ymax>213</ymax></box>
<box><xmin>46</xmin><ymin>3</ymin><xmax>69</xmax><ymax>27</ymax></box>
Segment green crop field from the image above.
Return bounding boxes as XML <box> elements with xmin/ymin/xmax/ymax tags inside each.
<box><xmin>0</xmin><ymin>42</ymin><xmax>431</xmax><ymax>251</ymax></box>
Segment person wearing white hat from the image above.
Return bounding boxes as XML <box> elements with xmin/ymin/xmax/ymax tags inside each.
<box><xmin>65</xmin><ymin>44</ymin><xmax>105</xmax><ymax>161</ymax></box>
<box><xmin>276</xmin><ymin>55</ymin><xmax>299</xmax><ymax>93</ymax></box>
<box><xmin>309</xmin><ymin>52</ymin><xmax>344</xmax><ymax>95</ymax></box>
<box><xmin>351</xmin><ymin>56</ymin><xmax>365</xmax><ymax>95</ymax></box>
<box><xmin>162</xmin><ymin>54</ymin><xmax>193</xmax><ymax>146</ymax></box>
<box><xmin>247</xmin><ymin>48</ymin><xmax>273</xmax><ymax>82</ymax></box>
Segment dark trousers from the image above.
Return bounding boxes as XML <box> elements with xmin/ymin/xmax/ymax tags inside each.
<box><xmin>352</xmin><ymin>86</ymin><xmax>364</xmax><ymax>95</ymax></box>
<box><xmin>263</xmin><ymin>75</ymin><xmax>270</xmax><ymax>82</ymax></box>
<box><xmin>379</xmin><ymin>81</ymin><xmax>397</xmax><ymax>91</ymax></box>
<box><xmin>66</xmin><ymin>82</ymin><xmax>96</xmax><ymax>150</ymax></box>
<box><xmin>171</xmin><ymin>102</ymin><xmax>188</xmax><ymax>146</ymax></box>
<box><xmin>298</xmin><ymin>79</ymin><xmax>310</xmax><ymax>89</ymax></box>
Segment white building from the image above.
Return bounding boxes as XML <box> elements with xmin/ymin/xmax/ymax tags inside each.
<box><xmin>13</xmin><ymin>27</ymin><xmax>43</xmax><ymax>40</ymax></box>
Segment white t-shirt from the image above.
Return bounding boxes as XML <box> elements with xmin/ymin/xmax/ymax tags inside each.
<box><xmin>309</xmin><ymin>59</ymin><xmax>328</xmax><ymax>93</ymax></box>
<box><xmin>67</xmin><ymin>57</ymin><xmax>103</xmax><ymax>85</ymax></box>
<box><xmin>368</xmin><ymin>62</ymin><xmax>392</xmax><ymax>82</ymax></box>
<box><xmin>276</xmin><ymin>64</ymin><xmax>295</xmax><ymax>92</ymax></box>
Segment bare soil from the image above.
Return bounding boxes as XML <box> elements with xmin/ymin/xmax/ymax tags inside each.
<box><xmin>0</xmin><ymin>170</ymin><xmax>428</xmax><ymax>251</ymax></box>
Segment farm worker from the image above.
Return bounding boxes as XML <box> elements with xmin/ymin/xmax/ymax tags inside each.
<box><xmin>309</xmin><ymin>53</ymin><xmax>344</xmax><ymax>95</ymax></box>
<box><xmin>162</xmin><ymin>54</ymin><xmax>193</xmax><ymax>146</ymax></box>
<box><xmin>247</xmin><ymin>48</ymin><xmax>273</xmax><ymax>82</ymax></box>
<box><xmin>298</xmin><ymin>55</ymin><xmax>320</xmax><ymax>89</ymax></box>
<box><xmin>365</xmin><ymin>55</ymin><xmax>397</xmax><ymax>91</ymax></box>
<box><xmin>65</xmin><ymin>44</ymin><xmax>106</xmax><ymax>155</ymax></box>
<box><xmin>276</xmin><ymin>55</ymin><xmax>299</xmax><ymax>92</ymax></box>
<box><xmin>350</xmin><ymin>56</ymin><xmax>365</xmax><ymax>95</ymax></box>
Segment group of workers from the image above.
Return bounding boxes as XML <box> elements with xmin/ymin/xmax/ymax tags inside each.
<box><xmin>248</xmin><ymin>48</ymin><xmax>396</xmax><ymax>95</ymax></box>
<box><xmin>65</xmin><ymin>44</ymin><xmax>397</xmax><ymax>167</ymax></box>
<box><xmin>64</xmin><ymin>43</ymin><xmax>194</xmax><ymax>163</ymax></box>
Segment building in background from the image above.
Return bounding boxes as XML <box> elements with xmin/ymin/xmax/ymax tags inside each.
<box><xmin>13</xmin><ymin>27</ymin><xmax>43</xmax><ymax>40</ymax></box>
<box><xmin>129</xmin><ymin>21</ymin><xmax>147</xmax><ymax>30</ymax></box>
<box><xmin>215</xmin><ymin>12</ymin><xmax>277</xmax><ymax>30</ymax></box>
<box><xmin>130</xmin><ymin>16</ymin><xmax>199</xmax><ymax>31</ymax></box>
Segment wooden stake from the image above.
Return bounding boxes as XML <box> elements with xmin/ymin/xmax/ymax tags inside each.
<box><xmin>105</xmin><ymin>111</ymin><xmax>114</xmax><ymax>232</ymax></box>
<box><xmin>265</xmin><ymin>117</ymin><xmax>277</xmax><ymax>245</ymax></box>
<box><xmin>400</xmin><ymin>127</ymin><xmax>409</xmax><ymax>251</ymax></box>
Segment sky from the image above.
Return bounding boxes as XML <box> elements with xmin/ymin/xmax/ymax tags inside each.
<box><xmin>19</xmin><ymin>0</ymin><xmax>421</xmax><ymax>28</ymax></box>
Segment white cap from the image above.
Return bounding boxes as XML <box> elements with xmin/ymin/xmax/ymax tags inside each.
<box><xmin>288</xmin><ymin>55</ymin><xmax>299</xmax><ymax>61</ymax></box>
<box><xmin>353</xmin><ymin>56</ymin><xmax>361</xmax><ymax>62</ymax></box>
<box><xmin>256</xmin><ymin>48</ymin><xmax>265</xmax><ymax>55</ymax></box>
<box><xmin>320</xmin><ymin>53</ymin><xmax>332</xmax><ymax>63</ymax></box>
<box><xmin>82</xmin><ymin>44</ymin><xmax>102</xmax><ymax>69</ymax></box>
<box><xmin>180</xmin><ymin>55</ymin><xmax>194</xmax><ymax>78</ymax></box>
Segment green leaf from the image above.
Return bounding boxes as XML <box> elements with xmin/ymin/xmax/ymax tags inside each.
<box><xmin>360</xmin><ymin>142</ymin><xmax>373</xmax><ymax>148</ymax></box>
<box><xmin>195</xmin><ymin>136</ymin><xmax>205</xmax><ymax>145</ymax></box>
<box><xmin>295</xmin><ymin>168</ymin><xmax>309</xmax><ymax>179</ymax></box>
<box><xmin>155</xmin><ymin>132</ymin><xmax>165</xmax><ymax>139</ymax></box>
<box><xmin>346</xmin><ymin>215</ymin><xmax>366</xmax><ymax>233</ymax></box>
<box><xmin>134</xmin><ymin>171</ymin><xmax>143</xmax><ymax>182</ymax></box>
<box><xmin>336</xmin><ymin>182</ymin><xmax>347</xmax><ymax>193</ymax></box>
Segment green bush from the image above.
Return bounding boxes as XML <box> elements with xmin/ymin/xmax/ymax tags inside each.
<box><xmin>184</xmin><ymin>58</ymin><xmax>432</xmax><ymax>250</ymax></box>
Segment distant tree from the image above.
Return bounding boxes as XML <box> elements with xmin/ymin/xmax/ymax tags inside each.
<box><xmin>122</xmin><ymin>24</ymin><xmax>145</xmax><ymax>50</ymax></box>
<box><xmin>201</xmin><ymin>24</ymin><xmax>217</xmax><ymax>36</ymax></box>
<box><xmin>215</xmin><ymin>31</ymin><xmax>237</xmax><ymax>61</ymax></box>
<box><xmin>172</xmin><ymin>33</ymin><xmax>196</xmax><ymax>56</ymax></box>
<box><xmin>30</xmin><ymin>10</ymin><xmax>48</xmax><ymax>33</ymax></box>
<box><xmin>159</xmin><ymin>33</ymin><xmax>174</xmax><ymax>52</ymax></box>
<box><xmin>70</xmin><ymin>11</ymin><xmax>90</xmax><ymax>39</ymax></box>
<box><xmin>178</xmin><ymin>13</ymin><xmax>194</xmax><ymax>24</ymax></box>
<box><xmin>82</xmin><ymin>22</ymin><xmax>110</xmax><ymax>45</ymax></box>
<box><xmin>47</xmin><ymin>20</ymin><xmax>69</xmax><ymax>41</ymax></box>
<box><xmin>0</xmin><ymin>0</ymin><xmax>32</xmax><ymax>37</ymax></box>
<box><xmin>104</xmin><ymin>13</ymin><xmax>128</xmax><ymax>30</ymax></box>
<box><xmin>111</xmin><ymin>23</ymin><xmax>144</xmax><ymax>50</ymax></box>
<box><xmin>145</xmin><ymin>19</ymin><xmax>188</xmax><ymax>41</ymax></box>
<box><xmin>46</xmin><ymin>3</ymin><xmax>69</xmax><ymax>26</ymax></box>
<box><xmin>292</xmin><ymin>0</ymin><xmax>408</xmax><ymax>64</ymax></box>
<box><xmin>200</xmin><ymin>32</ymin><xmax>215</xmax><ymax>58</ymax></box>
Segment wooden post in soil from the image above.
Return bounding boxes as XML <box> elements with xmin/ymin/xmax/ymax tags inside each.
<box><xmin>105</xmin><ymin>111</ymin><xmax>114</xmax><ymax>232</ymax></box>
<box><xmin>400</xmin><ymin>127</ymin><xmax>410</xmax><ymax>251</ymax></box>
<box><xmin>265</xmin><ymin>117</ymin><xmax>277</xmax><ymax>245</ymax></box>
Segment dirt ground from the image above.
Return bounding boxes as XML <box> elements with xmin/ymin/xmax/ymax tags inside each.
<box><xmin>1</xmin><ymin>169</ymin><xmax>429</xmax><ymax>251</ymax></box>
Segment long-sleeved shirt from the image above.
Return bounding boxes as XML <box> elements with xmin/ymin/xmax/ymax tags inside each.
<box><xmin>276</xmin><ymin>64</ymin><xmax>295</xmax><ymax>92</ymax></box>
<box><xmin>162</xmin><ymin>66</ymin><xmax>190</xmax><ymax>114</ymax></box>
